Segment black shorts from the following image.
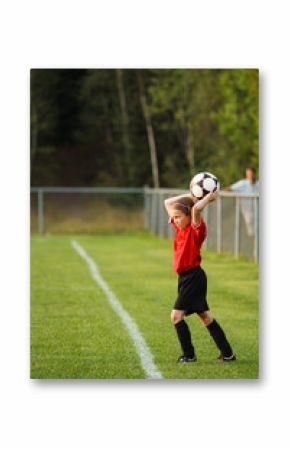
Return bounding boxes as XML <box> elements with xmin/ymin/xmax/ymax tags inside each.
<box><xmin>173</xmin><ymin>266</ymin><xmax>209</xmax><ymax>316</ymax></box>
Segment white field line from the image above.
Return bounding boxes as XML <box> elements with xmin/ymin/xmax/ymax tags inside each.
<box><xmin>71</xmin><ymin>240</ymin><xmax>163</xmax><ymax>380</ymax></box>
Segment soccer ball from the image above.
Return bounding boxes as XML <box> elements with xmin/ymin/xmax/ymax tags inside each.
<box><xmin>190</xmin><ymin>172</ymin><xmax>220</xmax><ymax>199</ymax></box>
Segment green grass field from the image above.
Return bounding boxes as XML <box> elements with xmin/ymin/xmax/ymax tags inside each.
<box><xmin>30</xmin><ymin>233</ymin><xmax>259</xmax><ymax>379</ymax></box>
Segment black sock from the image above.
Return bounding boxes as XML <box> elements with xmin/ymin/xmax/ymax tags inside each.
<box><xmin>174</xmin><ymin>320</ymin><xmax>195</xmax><ymax>357</ymax></box>
<box><xmin>207</xmin><ymin>319</ymin><xmax>233</xmax><ymax>357</ymax></box>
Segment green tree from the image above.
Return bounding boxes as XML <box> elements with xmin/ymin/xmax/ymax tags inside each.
<box><xmin>211</xmin><ymin>69</ymin><xmax>259</xmax><ymax>184</ymax></box>
<box><xmin>148</xmin><ymin>69</ymin><xmax>224</xmax><ymax>186</ymax></box>
<box><xmin>31</xmin><ymin>69</ymin><xmax>86</xmax><ymax>185</ymax></box>
<box><xmin>30</xmin><ymin>69</ymin><xmax>259</xmax><ymax>188</ymax></box>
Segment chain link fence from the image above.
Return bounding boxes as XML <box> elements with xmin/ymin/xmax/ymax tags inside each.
<box><xmin>30</xmin><ymin>187</ymin><xmax>145</xmax><ymax>235</ymax></box>
<box><xmin>31</xmin><ymin>187</ymin><xmax>259</xmax><ymax>260</ymax></box>
<box><xmin>144</xmin><ymin>187</ymin><xmax>259</xmax><ymax>261</ymax></box>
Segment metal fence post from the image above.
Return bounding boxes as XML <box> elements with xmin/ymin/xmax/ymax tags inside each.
<box><xmin>158</xmin><ymin>191</ymin><xmax>164</xmax><ymax>237</ymax></box>
<box><xmin>254</xmin><ymin>196</ymin><xmax>259</xmax><ymax>261</ymax></box>
<box><xmin>234</xmin><ymin>197</ymin><xmax>240</xmax><ymax>258</ymax></box>
<box><xmin>217</xmin><ymin>196</ymin><xmax>222</xmax><ymax>253</ymax></box>
<box><xmin>38</xmin><ymin>188</ymin><xmax>44</xmax><ymax>235</ymax></box>
<box><xmin>151</xmin><ymin>190</ymin><xmax>158</xmax><ymax>233</ymax></box>
<box><xmin>203</xmin><ymin>205</ymin><xmax>208</xmax><ymax>249</ymax></box>
<box><xmin>143</xmin><ymin>185</ymin><xmax>149</xmax><ymax>230</ymax></box>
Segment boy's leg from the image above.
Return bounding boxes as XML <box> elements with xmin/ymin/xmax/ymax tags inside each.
<box><xmin>171</xmin><ymin>309</ymin><xmax>195</xmax><ymax>358</ymax></box>
<box><xmin>198</xmin><ymin>311</ymin><xmax>235</xmax><ymax>359</ymax></box>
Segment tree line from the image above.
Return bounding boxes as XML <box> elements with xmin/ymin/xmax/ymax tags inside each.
<box><xmin>30</xmin><ymin>68</ymin><xmax>258</xmax><ymax>188</ymax></box>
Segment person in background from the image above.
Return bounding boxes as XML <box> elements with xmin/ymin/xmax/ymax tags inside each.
<box><xmin>224</xmin><ymin>166</ymin><xmax>259</xmax><ymax>193</ymax></box>
<box><xmin>224</xmin><ymin>166</ymin><xmax>259</xmax><ymax>237</ymax></box>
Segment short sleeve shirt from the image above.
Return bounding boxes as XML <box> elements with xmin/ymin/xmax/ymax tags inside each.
<box><xmin>170</xmin><ymin>217</ymin><xmax>207</xmax><ymax>274</ymax></box>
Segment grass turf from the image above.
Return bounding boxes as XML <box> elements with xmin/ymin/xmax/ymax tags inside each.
<box><xmin>30</xmin><ymin>233</ymin><xmax>259</xmax><ymax>379</ymax></box>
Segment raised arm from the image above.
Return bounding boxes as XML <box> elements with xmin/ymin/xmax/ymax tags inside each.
<box><xmin>191</xmin><ymin>190</ymin><xmax>219</xmax><ymax>226</ymax></box>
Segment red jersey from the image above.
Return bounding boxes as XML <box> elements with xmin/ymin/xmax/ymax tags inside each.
<box><xmin>170</xmin><ymin>217</ymin><xmax>207</xmax><ymax>274</ymax></box>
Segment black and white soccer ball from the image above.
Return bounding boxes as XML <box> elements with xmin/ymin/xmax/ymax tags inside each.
<box><xmin>190</xmin><ymin>172</ymin><xmax>220</xmax><ymax>200</ymax></box>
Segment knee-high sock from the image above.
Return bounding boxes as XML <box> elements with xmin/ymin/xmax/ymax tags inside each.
<box><xmin>174</xmin><ymin>320</ymin><xmax>195</xmax><ymax>357</ymax></box>
<box><xmin>207</xmin><ymin>319</ymin><xmax>233</xmax><ymax>357</ymax></box>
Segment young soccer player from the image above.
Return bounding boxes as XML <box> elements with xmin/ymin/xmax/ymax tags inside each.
<box><xmin>164</xmin><ymin>190</ymin><xmax>236</xmax><ymax>363</ymax></box>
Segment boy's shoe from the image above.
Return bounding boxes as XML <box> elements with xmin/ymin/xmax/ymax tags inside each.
<box><xmin>177</xmin><ymin>354</ymin><xmax>197</xmax><ymax>363</ymax></box>
<box><xmin>217</xmin><ymin>354</ymin><xmax>236</xmax><ymax>362</ymax></box>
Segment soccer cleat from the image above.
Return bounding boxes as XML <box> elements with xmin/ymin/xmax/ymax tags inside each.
<box><xmin>217</xmin><ymin>354</ymin><xmax>236</xmax><ymax>362</ymax></box>
<box><xmin>177</xmin><ymin>354</ymin><xmax>197</xmax><ymax>363</ymax></box>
